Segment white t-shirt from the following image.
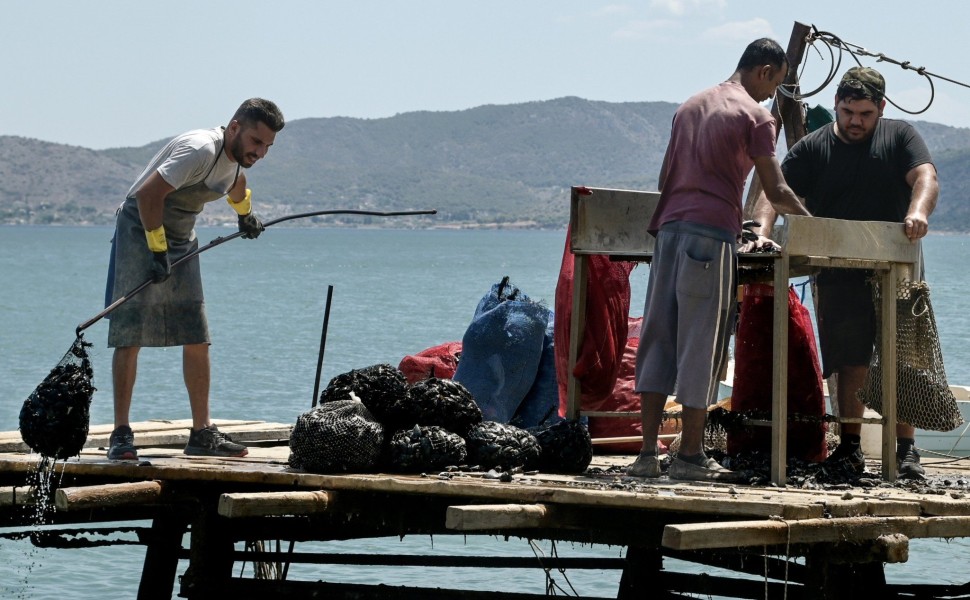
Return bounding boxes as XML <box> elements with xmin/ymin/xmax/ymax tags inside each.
<box><xmin>126</xmin><ymin>127</ymin><xmax>239</xmax><ymax>199</ymax></box>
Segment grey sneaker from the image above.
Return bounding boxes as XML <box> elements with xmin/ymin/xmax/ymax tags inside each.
<box><xmin>897</xmin><ymin>445</ymin><xmax>925</xmax><ymax>479</ymax></box>
<box><xmin>107</xmin><ymin>425</ymin><xmax>138</xmax><ymax>460</ymax></box>
<box><xmin>625</xmin><ymin>454</ymin><xmax>661</xmax><ymax>478</ymax></box>
<box><xmin>669</xmin><ymin>455</ymin><xmax>741</xmax><ymax>482</ymax></box>
<box><xmin>824</xmin><ymin>442</ymin><xmax>865</xmax><ymax>475</ymax></box>
<box><xmin>184</xmin><ymin>425</ymin><xmax>248</xmax><ymax>457</ymax></box>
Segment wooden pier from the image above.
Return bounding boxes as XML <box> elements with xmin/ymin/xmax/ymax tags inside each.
<box><xmin>3</xmin><ymin>420</ymin><xmax>970</xmax><ymax>599</ymax></box>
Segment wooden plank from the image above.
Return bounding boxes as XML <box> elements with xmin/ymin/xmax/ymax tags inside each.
<box><xmin>569</xmin><ymin>186</ymin><xmax>659</xmax><ymax>256</ymax></box>
<box><xmin>775</xmin><ymin>216</ymin><xmax>919</xmax><ymax>264</ymax></box>
<box><xmin>55</xmin><ymin>480</ymin><xmax>163</xmax><ymax>511</ymax></box>
<box><xmin>662</xmin><ymin>516</ymin><xmax>970</xmax><ymax>550</ymax></box>
<box><xmin>445</xmin><ymin>503</ymin><xmax>552</xmax><ymax>531</ymax></box>
<box><xmin>0</xmin><ymin>485</ymin><xmax>37</xmax><ymax>507</ymax></box>
<box><xmin>218</xmin><ymin>490</ymin><xmax>331</xmax><ymax>518</ymax></box>
<box><xmin>0</xmin><ymin>419</ymin><xmax>291</xmax><ymax>453</ymax></box>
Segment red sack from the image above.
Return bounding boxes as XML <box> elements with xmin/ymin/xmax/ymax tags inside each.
<box><xmin>398</xmin><ymin>341</ymin><xmax>462</xmax><ymax>384</ymax></box>
<box><xmin>586</xmin><ymin>319</ymin><xmax>643</xmax><ymax>453</ymax></box>
<box><xmin>727</xmin><ymin>284</ymin><xmax>827</xmax><ymax>462</ymax></box>
<box><xmin>553</xmin><ymin>230</ymin><xmax>635</xmax><ymax>417</ymax></box>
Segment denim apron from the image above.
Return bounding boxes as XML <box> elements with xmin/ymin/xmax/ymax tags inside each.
<box><xmin>107</xmin><ymin>140</ymin><xmax>240</xmax><ymax>348</ymax></box>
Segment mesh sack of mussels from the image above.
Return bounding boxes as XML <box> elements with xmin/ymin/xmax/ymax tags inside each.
<box><xmin>289</xmin><ymin>399</ymin><xmax>384</xmax><ymax>473</ymax></box>
<box><xmin>530</xmin><ymin>419</ymin><xmax>593</xmax><ymax>474</ymax></box>
<box><xmin>465</xmin><ymin>421</ymin><xmax>541</xmax><ymax>471</ymax></box>
<box><xmin>19</xmin><ymin>337</ymin><xmax>95</xmax><ymax>460</ymax></box>
<box><xmin>386</xmin><ymin>424</ymin><xmax>467</xmax><ymax>472</ymax></box>
<box><xmin>318</xmin><ymin>363</ymin><xmax>409</xmax><ymax>425</ymax></box>
<box><xmin>400</xmin><ymin>377</ymin><xmax>483</xmax><ymax>435</ymax></box>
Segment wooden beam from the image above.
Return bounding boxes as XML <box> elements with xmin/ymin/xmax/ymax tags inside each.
<box><xmin>217</xmin><ymin>490</ymin><xmax>331</xmax><ymax>518</ymax></box>
<box><xmin>0</xmin><ymin>485</ymin><xmax>37</xmax><ymax>507</ymax></box>
<box><xmin>55</xmin><ymin>480</ymin><xmax>163</xmax><ymax>512</ymax></box>
<box><xmin>663</xmin><ymin>516</ymin><xmax>970</xmax><ymax>550</ymax></box>
<box><xmin>742</xmin><ymin>21</ymin><xmax>812</xmax><ymax>219</ymax></box>
<box><xmin>446</xmin><ymin>503</ymin><xmax>553</xmax><ymax>531</ymax></box>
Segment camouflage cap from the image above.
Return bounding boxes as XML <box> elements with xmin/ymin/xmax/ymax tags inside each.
<box><xmin>838</xmin><ymin>66</ymin><xmax>885</xmax><ymax>103</ymax></box>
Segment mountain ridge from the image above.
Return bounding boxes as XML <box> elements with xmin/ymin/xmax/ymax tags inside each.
<box><xmin>2</xmin><ymin>96</ymin><xmax>969</xmax><ymax>230</ymax></box>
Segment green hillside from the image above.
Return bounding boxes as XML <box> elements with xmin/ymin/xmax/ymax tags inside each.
<box><xmin>2</xmin><ymin>97</ymin><xmax>969</xmax><ymax>230</ymax></box>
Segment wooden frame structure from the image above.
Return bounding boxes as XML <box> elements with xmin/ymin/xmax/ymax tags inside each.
<box><xmin>564</xmin><ymin>188</ymin><xmax>917</xmax><ymax>485</ymax></box>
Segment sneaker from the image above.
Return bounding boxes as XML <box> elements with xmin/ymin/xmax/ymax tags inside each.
<box><xmin>183</xmin><ymin>425</ymin><xmax>249</xmax><ymax>457</ymax></box>
<box><xmin>824</xmin><ymin>442</ymin><xmax>866</xmax><ymax>475</ymax></box>
<box><xmin>107</xmin><ymin>425</ymin><xmax>138</xmax><ymax>460</ymax></box>
<box><xmin>897</xmin><ymin>445</ymin><xmax>925</xmax><ymax>479</ymax></box>
<box><xmin>669</xmin><ymin>455</ymin><xmax>741</xmax><ymax>482</ymax></box>
<box><xmin>625</xmin><ymin>454</ymin><xmax>661</xmax><ymax>478</ymax></box>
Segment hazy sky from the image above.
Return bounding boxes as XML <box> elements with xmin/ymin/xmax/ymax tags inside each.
<box><xmin>5</xmin><ymin>0</ymin><xmax>969</xmax><ymax>149</ymax></box>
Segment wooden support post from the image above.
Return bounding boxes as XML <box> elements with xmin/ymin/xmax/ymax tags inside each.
<box><xmin>881</xmin><ymin>265</ymin><xmax>899</xmax><ymax>481</ymax></box>
<box><xmin>218</xmin><ymin>490</ymin><xmax>331</xmax><ymax>518</ymax></box>
<box><xmin>771</xmin><ymin>252</ymin><xmax>790</xmax><ymax>486</ymax></box>
<box><xmin>742</xmin><ymin>21</ymin><xmax>812</xmax><ymax>219</ymax></box>
<box><xmin>805</xmin><ymin>545</ymin><xmax>889</xmax><ymax>599</ymax></box>
<box><xmin>55</xmin><ymin>480</ymin><xmax>163</xmax><ymax>511</ymax></box>
<box><xmin>180</xmin><ymin>508</ymin><xmax>236</xmax><ymax>599</ymax></box>
<box><xmin>138</xmin><ymin>509</ymin><xmax>190</xmax><ymax>600</ymax></box>
<box><xmin>0</xmin><ymin>485</ymin><xmax>37</xmax><ymax>507</ymax></box>
<box><xmin>617</xmin><ymin>545</ymin><xmax>663</xmax><ymax>599</ymax></box>
<box><xmin>566</xmin><ymin>252</ymin><xmax>589</xmax><ymax>420</ymax></box>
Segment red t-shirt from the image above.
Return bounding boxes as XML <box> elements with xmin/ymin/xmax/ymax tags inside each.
<box><xmin>649</xmin><ymin>81</ymin><xmax>777</xmax><ymax>236</ymax></box>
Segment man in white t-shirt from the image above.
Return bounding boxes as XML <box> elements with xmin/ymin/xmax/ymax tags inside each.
<box><xmin>104</xmin><ymin>98</ymin><xmax>284</xmax><ymax>460</ymax></box>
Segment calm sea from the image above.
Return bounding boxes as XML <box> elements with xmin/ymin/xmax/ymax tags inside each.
<box><xmin>2</xmin><ymin>225</ymin><xmax>969</xmax><ymax>598</ymax></box>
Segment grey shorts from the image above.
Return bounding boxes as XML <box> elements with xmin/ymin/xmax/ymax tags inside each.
<box><xmin>635</xmin><ymin>221</ymin><xmax>736</xmax><ymax>410</ymax></box>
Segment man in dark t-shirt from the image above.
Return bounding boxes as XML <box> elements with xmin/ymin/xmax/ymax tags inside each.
<box><xmin>751</xmin><ymin>66</ymin><xmax>939</xmax><ymax>478</ymax></box>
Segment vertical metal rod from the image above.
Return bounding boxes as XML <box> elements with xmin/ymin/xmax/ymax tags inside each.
<box><xmin>311</xmin><ymin>285</ymin><xmax>335</xmax><ymax>408</ymax></box>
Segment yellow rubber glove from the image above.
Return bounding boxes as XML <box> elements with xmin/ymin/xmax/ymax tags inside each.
<box><xmin>144</xmin><ymin>226</ymin><xmax>171</xmax><ymax>283</ymax></box>
<box><xmin>227</xmin><ymin>188</ymin><xmax>253</xmax><ymax>216</ymax></box>
<box><xmin>145</xmin><ymin>226</ymin><xmax>167</xmax><ymax>252</ymax></box>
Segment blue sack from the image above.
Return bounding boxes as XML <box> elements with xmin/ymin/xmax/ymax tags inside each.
<box><xmin>454</xmin><ymin>277</ymin><xmax>551</xmax><ymax>423</ymax></box>
<box><xmin>512</xmin><ymin>315</ymin><xmax>561</xmax><ymax>429</ymax></box>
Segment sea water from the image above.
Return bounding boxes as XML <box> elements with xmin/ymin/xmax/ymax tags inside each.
<box><xmin>1</xmin><ymin>225</ymin><xmax>969</xmax><ymax>598</ymax></box>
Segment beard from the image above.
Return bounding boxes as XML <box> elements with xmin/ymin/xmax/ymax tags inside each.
<box><xmin>228</xmin><ymin>135</ymin><xmax>258</xmax><ymax>167</ymax></box>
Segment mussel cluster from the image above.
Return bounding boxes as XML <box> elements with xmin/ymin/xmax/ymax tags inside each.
<box><xmin>387</xmin><ymin>425</ymin><xmax>467</xmax><ymax>471</ymax></box>
<box><xmin>319</xmin><ymin>363</ymin><xmax>409</xmax><ymax>424</ymax></box>
<box><xmin>530</xmin><ymin>419</ymin><xmax>593</xmax><ymax>474</ymax></box>
<box><xmin>465</xmin><ymin>421</ymin><xmax>541</xmax><ymax>472</ymax></box>
<box><xmin>19</xmin><ymin>341</ymin><xmax>95</xmax><ymax>460</ymax></box>
<box><xmin>294</xmin><ymin>363</ymin><xmax>591</xmax><ymax>475</ymax></box>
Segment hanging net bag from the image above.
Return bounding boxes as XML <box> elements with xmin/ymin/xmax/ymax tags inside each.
<box><xmin>19</xmin><ymin>336</ymin><xmax>95</xmax><ymax>460</ymax></box>
<box><xmin>858</xmin><ymin>280</ymin><xmax>963</xmax><ymax>431</ymax></box>
<box><xmin>289</xmin><ymin>398</ymin><xmax>385</xmax><ymax>473</ymax></box>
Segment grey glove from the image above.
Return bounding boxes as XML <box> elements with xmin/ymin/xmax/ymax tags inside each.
<box><xmin>150</xmin><ymin>251</ymin><xmax>171</xmax><ymax>284</ymax></box>
<box><xmin>238</xmin><ymin>212</ymin><xmax>264</xmax><ymax>239</ymax></box>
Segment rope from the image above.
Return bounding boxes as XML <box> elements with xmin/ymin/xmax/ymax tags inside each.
<box><xmin>777</xmin><ymin>25</ymin><xmax>970</xmax><ymax>116</ymax></box>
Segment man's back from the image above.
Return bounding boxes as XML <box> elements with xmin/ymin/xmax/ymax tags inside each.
<box><xmin>650</xmin><ymin>81</ymin><xmax>778</xmax><ymax>236</ymax></box>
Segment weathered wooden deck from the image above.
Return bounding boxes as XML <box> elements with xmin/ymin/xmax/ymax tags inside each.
<box><xmin>2</xmin><ymin>420</ymin><xmax>970</xmax><ymax>599</ymax></box>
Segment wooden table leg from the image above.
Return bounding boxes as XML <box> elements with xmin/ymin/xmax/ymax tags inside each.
<box><xmin>771</xmin><ymin>253</ymin><xmax>790</xmax><ymax>486</ymax></box>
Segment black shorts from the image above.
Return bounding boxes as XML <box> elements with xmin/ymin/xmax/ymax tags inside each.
<box><xmin>814</xmin><ymin>269</ymin><xmax>875</xmax><ymax>378</ymax></box>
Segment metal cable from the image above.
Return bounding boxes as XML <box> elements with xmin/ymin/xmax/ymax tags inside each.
<box><xmin>776</xmin><ymin>25</ymin><xmax>970</xmax><ymax>117</ymax></box>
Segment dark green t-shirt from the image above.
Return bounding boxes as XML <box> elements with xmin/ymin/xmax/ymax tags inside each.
<box><xmin>781</xmin><ymin>118</ymin><xmax>933</xmax><ymax>223</ymax></box>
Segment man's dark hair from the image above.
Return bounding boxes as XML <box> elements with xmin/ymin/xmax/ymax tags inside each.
<box><xmin>233</xmin><ymin>98</ymin><xmax>285</xmax><ymax>132</ymax></box>
<box><xmin>736</xmin><ymin>38</ymin><xmax>788</xmax><ymax>71</ymax></box>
